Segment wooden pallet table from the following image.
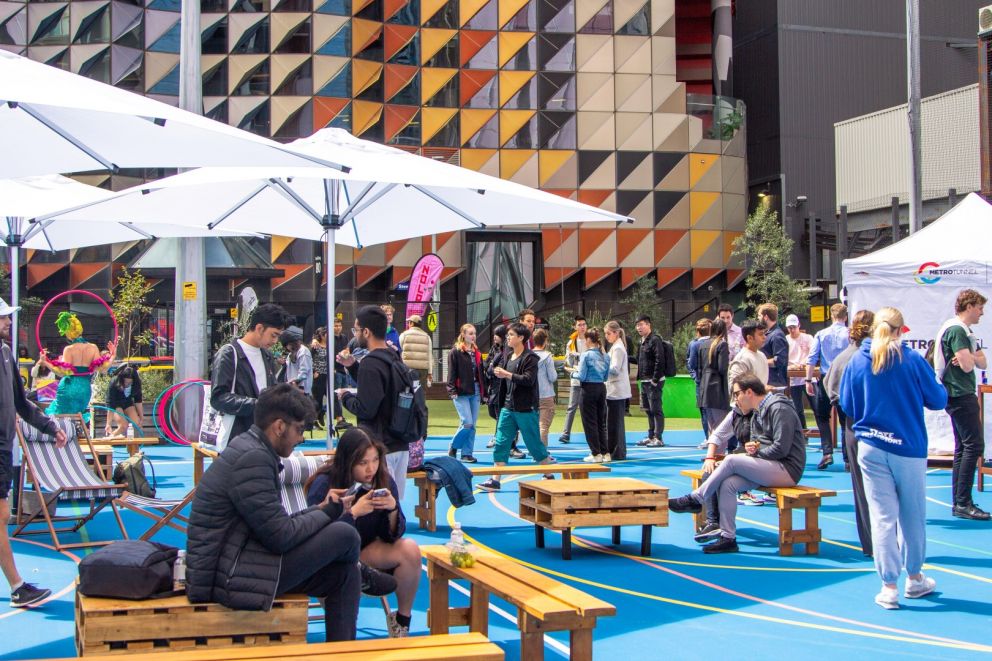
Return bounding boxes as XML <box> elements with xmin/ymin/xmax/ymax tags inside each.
<box><xmin>75</xmin><ymin>591</ymin><xmax>308</xmax><ymax>656</ymax></box>
<box><xmin>518</xmin><ymin>478</ymin><xmax>668</xmax><ymax>560</ymax></box>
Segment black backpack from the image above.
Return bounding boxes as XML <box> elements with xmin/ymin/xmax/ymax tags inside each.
<box><xmin>367</xmin><ymin>353</ymin><xmax>429</xmax><ymax>444</ymax></box>
<box><xmin>661</xmin><ymin>339</ymin><xmax>677</xmax><ymax>378</ymax></box>
<box><xmin>78</xmin><ymin>540</ymin><xmax>179</xmax><ymax>599</ymax></box>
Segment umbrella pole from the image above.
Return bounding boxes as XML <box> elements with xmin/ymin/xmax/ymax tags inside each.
<box><xmin>7</xmin><ymin>219</ymin><xmax>21</xmax><ymax>360</ymax></box>
<box><xmin>324</xmin><ymin>179</ymin><xmax>340</xmax><ymax>451</ymax></box>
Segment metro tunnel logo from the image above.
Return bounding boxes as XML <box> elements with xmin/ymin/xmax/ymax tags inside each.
<box><xmin>914</xmin><ymin>262</ymin><xmax>941</xmax><ymax>285</ymax></box>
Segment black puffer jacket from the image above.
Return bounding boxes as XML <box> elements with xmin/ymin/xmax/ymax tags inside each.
<box><xmin>209</xmin><ymin>342</ymin><xmax>278</xmax><ymax>442</ymax></box>
<box><xmin>186</xmin><ymin>426</ymin><xmax>345</xmax><ymax>610</ymax></box>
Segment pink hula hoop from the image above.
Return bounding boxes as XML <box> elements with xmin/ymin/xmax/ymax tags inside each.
<box><xmin>35</xmin><ymin>289</ymin><xmax>119</xmax><ymax>354</ymax></box>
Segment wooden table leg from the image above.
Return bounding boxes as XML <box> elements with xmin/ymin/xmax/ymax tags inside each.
<box><xmin>535</xmin><ymin>524</ymin><xmax>545</xmax><ymax>548</ymax></box>
<box><xmin>612</xmin><ymin>526</ymin><xmax>621</xmax><ymax>545</ymax></box>
<box><xmin>415</xmin><ymin>478</ymin><xmax>438</xmax><ymax>532</ymax></box>
<box><xmin>427</xmin><ymin>562</ymin><xmax>451</xmax><ymax>635</ymax></box>
<box><xmin>469</xmin><ymin>583</ymin><xmax>489</xmax><ymax>635</ymax></box>
<box><xmin>570</xmin><ymin>627</ymin><xmax>593</xmax><ymax>661</ymax></box>
<box><xmin>193</xmin><ymin>447</ymin><xmax>203</xmax><ymax>485</ymax></box>
<box><xmin>641</xmin><ymin>525</ymin><xmax>652</xmax><ymax>556</ymax></box>
<box><xmin>561</xmin><ymin>528</ymin><xmax>572</xmax><ymax>560</ymax></box>
<box><xmin>520</xmin><ymin>614</ymin><xmax>545</xmax><ymax>661</ymax></box>
<box><xmin>778</xmin><ymin>503</ymin><xmax>794</xmax><ymax>556</ymax></box>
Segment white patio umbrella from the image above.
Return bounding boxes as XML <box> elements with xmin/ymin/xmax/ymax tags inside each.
<box><xmin>0</xmin><ymin>50</ymin><xmax>348</xmax><ymax>177</ymax></box>
<box><xmin>37</xmin><ymin>128</ymin><xmax>631</xmax><ymax>443</ymax></box>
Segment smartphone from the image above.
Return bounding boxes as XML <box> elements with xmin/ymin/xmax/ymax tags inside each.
<box><xmin>371</xmin><ymin>488</ymin><xmax>389</xmax><ymax>498</ymax></box>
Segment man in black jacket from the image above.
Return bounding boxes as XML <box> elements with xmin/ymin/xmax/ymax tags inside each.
<box><xmin>209</xmin><ymin>303</ymin><xmax>288</xmax><ymax>444</ymax></box>
<box><xmin>479</xmin><ymin>323</ymin><xmax>555</xmax><ymax>492</ymax></box>
<box><xmin>758</xmin><ymin>303</ymin><xmax>789</xmax><ymax>388</ymax></box>
<box><xmin>668</xmin><ymin>375</ymin><xmax>806</xmax><ymax>554</ymax></box>
<box><xmin>336</xmin><ymin>306</ymin><xmax>411</xmax><ymax>498</ymax></box>
<box><xmin>187</xmin><ymin>384</ymin><xmax>395</xmax><ymax>641</ymax></box>
<box><xmin>635</xmin><ymin>315</ymin><xmax>666</xmax><ymax>447</ymax></box>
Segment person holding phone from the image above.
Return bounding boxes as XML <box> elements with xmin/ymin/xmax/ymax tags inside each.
<box><xmin>305</xmin><ymin>428</ymin><xmax>420</xmax><ymax>638</ymax></box>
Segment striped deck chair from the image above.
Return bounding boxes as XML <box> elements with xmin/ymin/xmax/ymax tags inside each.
<box><xmin>115</xmin><ymin>489</ymin><xmax>195</xmax><ymax>541</ymax></box>
<box><xmin>13</xmin><ymin>416</ymin><xmax>126</xmax><ymax>551</ymax></box>
<box><xmin>278</xmin><ymin>454</ymin><xmax>391</xmax><ymax>622</ymax></box>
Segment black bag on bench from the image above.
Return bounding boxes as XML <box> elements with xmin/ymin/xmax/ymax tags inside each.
<box><xmin>78</xmin><ymin>540</ymin><xmax>180</xmax><ymax>599</ymax></box>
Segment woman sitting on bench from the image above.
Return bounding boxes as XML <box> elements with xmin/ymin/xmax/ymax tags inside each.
<box><xmin>306</xmin><ymin>428</ymin><xmax>420</xmax><ymax>638</ymax></box>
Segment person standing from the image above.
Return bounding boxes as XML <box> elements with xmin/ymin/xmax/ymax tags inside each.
<box><xmin>446</xmin><ymin>324</ymin><xmax>487</xmax><ymax>463</ymax></box>
<box><xmin>935</xmin><ymin>289</ymin><xmax>989</xmax><ymax>520</ymax></box>
<box><xmin>699</xmin><ymin>320</ymin><xmax>730</xmax><ymax>434</ymax></box>
<box><xmin>399</xmin><ymin>315</ymin><xmax>433</xmax><ymax>386</ymax></box>
<box><xmin>687</xmin><ymin>319</ymin><xmax>713</xmax><ymax>439</ymax></box>
<box><xmin>634</xmin><ymin>315</ymin><xmax>666</xmax><ymax>448</ymax></box>
<box><xmin>728</xmin><ymin>319</ymin><xmax>768</xmax><ymax>388</ymax></box>
<box><xmin>604</xmin><ymin>320</ymin><xmax>631</xmax><ymax>460</ymax></box>
<box><xmin>381</xmin><ymin>305</ymin><xmax>402</xmax><ymax>356</ymax></box>
<box><xmin>558</xmin><ymin>316</ymin><xmax>587</xmax><ymax>444</ymax></box>
<box><xmin>718</xmin><ymin>304</ymin><xmax>744</xmax><ymax>358</ymax></box>
<box><xmin>757</xmin><ymin>303</ymin><xmax>789</xmax><ymax>389</ymax></box>
<box><xmin>331</xmin><ymin>317</ymin><xmax>352</xmax><ymax>431</ymax></box>
<box><xmin>805</xmin><ymin>303</ymin><xmax>850</xmax><ymax>470</ymax></box>
<box><xmin>281</xmin><ymin>327</ymin><xmax>313</xmax><ymax>397</ymax></box>
<box><xmin>785</xmin><ymin>315</ymin><xmax>814</xmax><ymax>423</ymax></box>
<box><xmin>311</xmin><ymin>327</ymin><xmax>330</xmax><ymax>430</ymax></box>
<box><xmin>532</xmin><ymin>329</ymin><xmax>557</xmax><ymax>447</ymax></box>
<box><xmin>104</xmin><ymin>365</ymin><xmax>144</xmax><ymax>437</ymax></box>
<box><xmin>839</xmin><ymin>307</ymin><xmax>947</xmax><ymax>609</ymax></box>
<box><xmin>577</xmin><ymin>329</ymin><xmax>609</xmax><ymax>463</ymax></box>
<box><xmin>0</xmin><ymin>298</ymin><xmax>67</xmax><ymax>607</ymax></box>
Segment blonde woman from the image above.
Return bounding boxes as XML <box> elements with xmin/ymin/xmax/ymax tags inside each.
<box><xmin>604</xmin><ymin>320</ymin><xmax>630</xmax><ymax>460</ymax></box>
<box><xmin>39</xmin><ymin>312</ymin><xmax>115</xmax><ymax>418</ymax></box>
<box><xmin>445</xmin><ymin>324</ymin><xmax>487</xmax><ymax>463</ymax></box>
<box><xmin>839</xmin><ymin>307</ymin><xmax>947</xmax><ymax>610</ymax></box>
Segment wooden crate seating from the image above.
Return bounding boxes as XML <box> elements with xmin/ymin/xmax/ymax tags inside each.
<box><xmin>409</xmin><ymin>464</ymin><xmax>611</xmax><ymax>532</ymax></box>
<box><xmin>681</xmin><ymin>468</ymin><xmax>836</xmax><ymax>556</ymax></box>
<box><xmin>518</xmin><ymin>478</ymin><xmax>668</xmax><ymax>560</ymax></box>
<box><xmin>422</xmin><ymin>545</ymin><xmax>615</xmax><ymax>661</ymax></box>
<box><xmin>75</xmin><ymin>592</ymin><xmax>309</xmax><ymax>656</ymax></box>
<box><xmin>56</xmin><ymin>633</ymin><xmax>503</xmax><ymax>661</ymax></box>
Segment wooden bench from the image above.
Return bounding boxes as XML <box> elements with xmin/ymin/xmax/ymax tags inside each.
<box><xmin>681</xmin><ymin>468</ymin><xmax>836</xmax><ymax>556</ymax></box>
<box><xmin>56</xmin><ymin>633</ymin><xmax>503</xmax><ymax>661</ymax></box>
<box><xmin>422</xmin><ymin>545</ymin><xmax>615</xmax><ymax>661</ymax></box>
<box><xmin>409</xmin><ymin>463</ymin><xmax>611</xmax><ymax>532</ymax></box>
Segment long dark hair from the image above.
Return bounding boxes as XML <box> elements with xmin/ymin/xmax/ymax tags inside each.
<box><xmin>305</xmin><ymin>427</ymin><xmax>390</xmax><ymax>495</ymax></box>
<box><xmin>111</xmin><ymin>364</ymin><xmax>140</xmax><ymax>390</ymax></box>
<box><xmin>708</xmin><ymin>319</ymin><xmax>727</xmax><ymax>362</ymax></box>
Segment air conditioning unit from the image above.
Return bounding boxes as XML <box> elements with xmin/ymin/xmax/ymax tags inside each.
<box><xmin>980</xmin><ymin>5</ymin><xmax>992</xmax><ymax>36</ymax></box>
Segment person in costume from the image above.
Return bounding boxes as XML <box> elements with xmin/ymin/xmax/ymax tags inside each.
<box><xmin>38</xmin><ymin>312</ymin><xmax>115</xmax><ymax>418</ymax></box>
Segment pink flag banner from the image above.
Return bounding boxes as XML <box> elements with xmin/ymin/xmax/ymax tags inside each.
<box><xmin>406</xmin><ymin>253</ymin><xmax>444</xmax><ymax>317</ymax></box>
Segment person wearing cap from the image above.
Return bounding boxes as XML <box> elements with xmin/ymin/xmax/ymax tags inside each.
<box><xmin>280</xmin><ymin>327</ymin><xmax>313</xmax><ymax>398</ymax></box>
<box><xmin>805</xmin><ymin>303</ymin><xmax>850</xmax><ymax>470</ymax></box>
<box><xmin>785</xmin><ymin>315</ymin><xmax>814</xmax><ymax>426</ymax></box>
<box><xmin>0</xmin><ymin>297</ymin><xmax>68</xmax><ymax>608</ymax></box>
<box><xmin>399</xmin><ymin>315</ymin><xmax>433</xmax><ymax>387</ymax></box>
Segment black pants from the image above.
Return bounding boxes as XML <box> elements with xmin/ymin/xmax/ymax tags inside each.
<box><xmin>579</xmin><ymin>382</ymin><xmax>608</xmax><ymax>455</ymax></box>
<box><xmin>946</xmin><ymin>394</ymin><xmax>985</xmax><ymax>508</ymax></box>
<box><xmin>789</xmin><ymin>385</ymin><xmax>815</xmax><ymax>427</ymax></box>
<box><xmin>642</xmin><ymin>381</ymin><xmax>665</xmax><ymax>439</ymax></box>
<box><xmin>275</xmin><ymin>521</ymin><xmax>362</xmax><ymax>642</ymax></box>
<box><xmin>606</xmin><ymin>398</ymin><xmax>627</xmax><ymax>460</ymax></box>
<box><xmin>313</xmin><ymin>373</ymin><xmax>328</xmax><ymax>422</ymax></box>
<box><xmin>811</xmin><ymin>380</ymin><xmax>835</xmax><ymax>456</ymax></box>
<box><xmin>841</xmin><ymin>420</ymin><xmax>872</xmax><ymax>556</ymax></box>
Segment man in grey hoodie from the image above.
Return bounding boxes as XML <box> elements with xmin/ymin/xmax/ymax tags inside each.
<box><xmin>668</xmin><ymin>373</ymin><xmax>806</xmax><ymax>553</ymax></box>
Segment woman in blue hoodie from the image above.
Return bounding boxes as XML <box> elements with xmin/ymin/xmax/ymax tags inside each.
<box><xmin>577</xmin><ymin>328</ymin><xmax>610</xmax><ymax>463</ymax></box>
<box><xmin>839</xmin><ymin>307</ymin><xmax>947</xmax><ymax>610</ymax></box>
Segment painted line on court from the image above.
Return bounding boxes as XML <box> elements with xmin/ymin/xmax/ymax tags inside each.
<box><xmin>1</xmin><ymin>538</ymin><xmax>81</xmax><ymax>619</ymax></box>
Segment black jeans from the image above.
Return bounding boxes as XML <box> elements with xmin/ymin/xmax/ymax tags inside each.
<box><xmin>579</xmin><ymin>382</ymin><xmax>608</xmax><ymax>455</ymax></box>
<box><xmin>606</xmin><ymin>398</ymin><xmax>627</xmax><ymax>459</ymax></box>
<box><xmin>812</xmin><ymin>380</ymin><xmax>834</xmax><ymax>456</ymax></box>
<box><xmin>946</xmin><ymin>394</ymin><xmax>984</xmax><ymax>508</ymax></box>
<box><xmin>789</xmin><ymin>385</ymin><xmax>814</xmax><ymax>426</ymax></box>
<box><xmin>313</xmin><ymin>373</ymin><xmax>328</xmax><ymax>422</ymax></box>
<box><xmin>642</xmin><ymin>381</ymin><xmax>665</xmax><ymax>439</ymax></box>
<box><xmin>275</xmin><ymin>521</ymin><xmax>362</xmax><ymax>642</ymax></box>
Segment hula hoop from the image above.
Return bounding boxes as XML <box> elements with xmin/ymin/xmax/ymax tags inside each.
<box><xmin>36</xmin><ymin>289</ymin><xmax>119</xmax><ymax>354</ymax></box>
<box><xmin>154</xmin><ymin>380</ymin><xmax>208</xmax><ymax>446</ymax></box>
<box><xmin>164</xmin><ymin>381</ymin><xmax>211</xmax><ymax>446</ymax></box>
<box><xmin>90</xmin><ymin>404</ymin><xmax>141</xmax><ymax>432</ymax></box>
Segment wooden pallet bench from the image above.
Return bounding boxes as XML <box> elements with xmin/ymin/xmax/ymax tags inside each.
<box><xmin>409</xmin><ymin>463</ymin><xmax>611</xmax><ymax>532</ymax></box>
<box><xmin>75</xmin><ymin>591</ymin><xmax>309</xmax><ymax>656</ymax></box>
<box><xmin>681</xmin><ymin>468</ymin><xmax>836</xmax><ymax>556</ymax></box>
<box><xmin>422</xmin><ymin>545</ymin><xmax>615</xmax><ymax>661</ymax></box>
<box><xmin>55</xmin><ymin>633</ymin><xmax>502</xmax><ymax>661</ymax></box>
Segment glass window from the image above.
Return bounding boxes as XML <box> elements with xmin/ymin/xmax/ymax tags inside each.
<box><xmin>274</xmin><ymin>18</ymin><xmax>311</xmax><ymax>53</ymax></box>
<box><xmin>73</xmin><ymin>5</ymin><xmax>109</xmax><ymax>44</ymax></box>
<box><xmin>32</xmin><ymin>6</ymin><xmax>70</xmax><ymax>46</ymax></box>
<box><xmin>237</xmin><ymin>100</ymin><xmax>270</xmax><ymax>136</ymax></box>
<box><xmin>274</xmin><ymin>60</ymin><xmax>312</xmax><ymax>95</ymax></box>
<box><xmin>232</xmin><ymin>20</ymin><xmax>269</xmax><ymax>54</ymax></box>
<box><xmin>466</xmin><ymin>238</ymin><xmax>536</xmax><ymax>332</ymax></box>
<box><xmin>201</xmin><ymin>16</ymin><xmax>227</xmax><ymax>54</ymax></box>
<box><xmin>148</xmin><ymin>21</ymin><xmax>181</xmax><ymax>53</ymax></box>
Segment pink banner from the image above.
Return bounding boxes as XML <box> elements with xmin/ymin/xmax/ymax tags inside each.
<box><xmin>406</xmin><ymin>253</ymin><xmax>444</xmax><ymax>318</ymax></box>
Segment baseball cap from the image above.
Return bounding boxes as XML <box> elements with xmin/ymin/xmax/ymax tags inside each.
<box><xmin>0</xmin><ymin>297</ymin><xmax>21</xmax><ymax>317</ymax></box>
<box><xmin>406</xmin><ymin>314</ymin><xmax>422</xmax><ymax>324</ymax></box>
<box><xmin>785</xmin><ymin>314</ymin><xmax>800</xmax><ymax>328</ymax></box>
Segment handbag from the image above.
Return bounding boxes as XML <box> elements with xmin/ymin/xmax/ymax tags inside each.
<box><xmin>198</xmin><ymin>345</ymin><xmax>238</xmax><ymax>450</ymax></box>
<box><xmin>113</xmin><ymin>452</ymin><xmax>157</xmax><ymax>498</ymax></box>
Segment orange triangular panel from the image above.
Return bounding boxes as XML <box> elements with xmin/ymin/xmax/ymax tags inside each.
<box><xmin>420</xmin><ymin>231</ymin><xmax>456</xmax><ymax>253</ymax></box>
<box><xmin>421</xmin><ymin>0</ymin><xmax>449</xmax><ymax>24</ymax></box>
<box><xmin>26</xmin><ymin>263</ymin><xmax>64</xmax><ymax>288</ymax></box>
<box><xmin>692</xmin><ymin>268</ymin><xmax>723</xmax><ymax>290</ymax></box>
<box><xmin>460</xmin><ymin>148</ymin><xmax>497</xmax><ymax>172</ymax></box>
<box><xmin>499</xmin><ymin>109</ymin><xmax>535</xmax><ymax>146</ymax></box>
<box><xmin>69</xmin><ymin>263</ymin><xmax>106</xmax><ymax>289</ymax></box>
<box><xmin>440</xmin><ymin>267</ymin><xmax>463</xmax><ymax>284</ymax></box>
<box><xmin>584</xmin><ymin>267</ymin><xmax>615</xmax><ymax>289</ymax></box>
<box><xmin>616</xmin><ymin>228</ymin><xmax>651</xmax><ymax>263</ymax></box>
<box><xmin>384</xmin><ymin>240</ymin><xmax>410</xmax><ymax>262</ymax></box>
<box><xmin>383</xmin><ymin>0</ymin><xmax>411</xmax><ymax>22</ymax></box>
<box><xmin>353</xmin><ymin>0</ymin><xmax>376</xmax><ymax>14</ymax></box>
<box><xmin>272</xmin><ymin>264</ymin><xmax>310</xmax><ymax>289</ymax></box>
<box><xmin>497</xmin><ymin>31</ymin><xmax>534</xmax><ymax>68</ymax></box>
<box><xmin>392</xmin><ymin>266</ymin><xmax>413</xmax><ymax>287</ymax></box>
<box><xmin>421</xmin><ymin>67</ymin><xmax>458</xmax><ymax>104</ymax></box>
<box><xmin>726</xmin><ymin>269</ymin><xmax>745</xmax><ymax>287</ymax></box>
<box><xmin>542</xmin><ymin>227</ymin><xmax>576</xmax><ymax>260</ymax></box>
<box><xmin>654</xmin><ymin>229</ymin><xmax>686</xmax><ymax>264</ymax></box>
<box><xmin>657</xmin><ymin>267</ymin><xmax>688</xmax><ymax>289</ymax></box>
<box><xmin>577</xmin><ymin>189</ymin><xmax>612</xmax><ymax>208</ymax></box>
<box><xmin>460</xmin><ymin>0</ymin><xmax>490</xmax><ymax>26</ymax></box>
<box><xmin>313</xmin><ymin>97</ymin><xmax>349</xmax><ymax>131</ymax></box>
<box><xmin>355</xmin><ymin>265</ymin><xmax>389</xmax><ymax>288</ymax></box>
<box><xmin>421</xmin><ymin>107</ymin><xmax>458</xmax><ymax>143</ymax></box>
<box><xmin>351</xmin><ymin>18</ymin><xmax>383</xmax><ymax>56</ymax></box>
<box><xmin>352</xmin><ymin>100</ymin><xmax>383</xmax><ymax>136</ymax></box>
<box><xmin>460</xmin><ymin>108</ymin><xmax>497</xmax><ymax>145</ymax></box>
<box><xmin>578</xmin><ymin>228</ymin><xmax>613</xmax><ymax>263</ymax></box>
<box><xmin>352</xmin><ymin>59</ymin><xmax>383</xmax><ymax>97</ymax></box>
<box><xmin>384</xmin><ymin>63</ymin><xmax>418</xmax><ymax>100</ymax></box>
<box><xmin>460</xmin><ymin>69</ymin><xmax>497</xmax><ymax>106</ymax></box>
<box><xmin>621</xmin><ymin>267</ymin><xmax>653</xmax><ymax>290</ymax></box>
<box><xmin>384</xmin><ymin>105</ymin><xmax>418</xmax><ymax>142</ymax></box>
<box><xmin>499</xmin><ymin>149</ymin><xmax>534</xmax><ymax>179</ymax></box>
<box><xmin>499</xmin><ymin>0</ymin><xmax>530</xmax><ymax>27</ymax></box>
<box><xmin>271</xmin><ymin>235</ymin><xmax>294</xmax><ymax>262</ymax></box>
<box><xmin>384</xmin><ymin>24</ymin><xmax>418</xmax><ymax>61</ymax></box>
<box><xmin>498</xmin><ymin>70</ymin><xmax>535</xmax><ymax>107</ymax></box>
<box><xmin>421</xmin><ymin>28</ymin><xmax>457</xmax><ymax>64</ymax></box>
<box><xmin>544</xmin><ymin>266</ymin><xmax>579</xmax><ymax>290</ymax></box>
<box><xmin>460</xmin><ymin>30</ymin><xmax>495</xmax><ymax>67</ymax></box>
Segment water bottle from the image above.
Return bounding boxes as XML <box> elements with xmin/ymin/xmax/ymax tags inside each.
<box><xmin>983</xmin><ymin>370</ymin><xmax>988</xmax><ymax>386</ymax></box>
<box><xmin>449</xmin><ymin>522</ymin><xmax>465</xmax><ymax>548</ymax></box>
<box><xmin>173</xmin><ymin>550</ymin><xmax>187</xmax><ymax>590</ymax></box>
<box><xmin>447</xmin><ymin>522</ymin><xmax>475</xmax><ymax>568</ymax></box>
<box><xmin>126</xmin><ymin>424</ymin><xmax>135</xmax><ymax>440</ymax></box>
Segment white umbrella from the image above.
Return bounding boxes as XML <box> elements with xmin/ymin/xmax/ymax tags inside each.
<box><xmin>0</xmin><ymin>50</ymin><xmax>348</xmax><ymax>177</ymax></box>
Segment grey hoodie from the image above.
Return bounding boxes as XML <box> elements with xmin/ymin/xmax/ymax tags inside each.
<box><xmin>749</xmin><ymin>392</ymin><xmax>807</xmax><ymax>483</ymax></box>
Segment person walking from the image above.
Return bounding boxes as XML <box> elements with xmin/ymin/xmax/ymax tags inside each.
<box><xmin>532</xmin><ymin>329</ymin><xmax>557</xmax><ymax>447</ymax></box>
<box><xmin>577</xmin><ymin>329</ymin><xmax>609</xmax><ymax>463</ymax></box>
<box><xmin>687</xmin><ymin>319</ymin><xmax>712</xmax><ymax>440</ymax></box>
<box><xmin>718</xmin><ymin>304</ymin><xmax>744</xmax><ymax>358</ymax></box>
<box><xmin>805</xmin><ymin>303</ymin><xmax>850</xmax><ymax>470</ymax></box>
<box><xmin>785</xmin><ymin>315</ymin><xmax>814</xmax><ymax>423</ymax></box>
<box><xmin>604</xmin><ymin>320</ymin><xmax>631</xmax><ymax>460</ymax></box>
<box><xmin>839</xmin><ymin>307</ymin><xmax>947</xmax><ymax>609</ymax></box>
<box><xmin>446</xmin><ymin>324</ymin><xmax>487</xmax><ymax>463</ymax></box>
<box><xmin>757</xmin><ymin>303</ymin><xmax>789</xmax><ymax>389</ymax></box>
<box><xmin>557</xmin><ymin>316</ymin><xmax>587</xmax><ymax>444</ymax></box>
<box><xmin>311</xmin><ymin>327</ymin><xmax>330</xmax><ymax>430</ymax></box>
<box><xmin>699</xmin><ymin>319</ymin><xmax>731</xmax><ymax>434</ymax></box>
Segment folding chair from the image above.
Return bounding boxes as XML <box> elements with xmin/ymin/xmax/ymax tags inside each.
<box><xmin>278</xmin><ymin>454</ymin><xmax>392</xmax><ymax>622</ymax></box>
<box><xmin>14</xmin><ymin>416</ymin><xmax>127</xmax><ymax>551</ymax></box>
<box><xmin>115</xmin><ymin>489</ymin><xmax>195</xmax><ymax>541</ymax></box>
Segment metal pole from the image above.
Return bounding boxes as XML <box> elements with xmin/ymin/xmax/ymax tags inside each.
<box><xmin>808</xmin><ymin>214</ymin><xmax>817</xmax><ymax>286</ymax></box>
<box><xmin>175</xmin><ymin>0</ymin><xmax>205</xmax><ymax>438</ymax></box>
<box><xmin>891</xmin><ymin>196</ymin><xmax>901</xmax><ymax>244</ymax></box>
<box><xmin>7</xmin><ymin>218</ymin><xmax>21</xmax><ymax>360</ymax></box>
<box><xmin>838</xmin><ymin>206</ymin><xmax>848</xmax><ymax>290</ymax></box>
<box><xmin>430</xmin><ymin>234</ymin><xmax>439</xmax><ymax>384</ymax></box>
<box><xmin>906</xmin><ymin>0</ymin><xmax>923</xmax><ymax>233</ymax></box>
<box><xmin>948</xmin><ymin>187</ymin><xmax>958</xmax><ymax>207</ymax></box>
<box><xmin>711</xmin><ymin>0</ymin><xmax>733</xmax><ymax>97</ymax></box>
<box><xmin>325</xmin><ymin>180</ymin><xmax>339</xmax><ymax>450</ymax></box>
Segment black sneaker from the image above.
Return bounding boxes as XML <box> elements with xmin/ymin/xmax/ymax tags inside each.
<box><xmin>509</xmin><ymin>449</ymin><xmax>526</xmax><ymax>459</ymax></box>
<box><xmin>703</xmin><ymin>537</ymin><xmax>739</xmax><ymax>554</ymax></box>
<box><xmin>478</xmin><ymin>479</ymin><xmax>501</xmax><ymax>492</ymax></box>
<box><xmin>10</xmin><ymin>583</ymin><xmax>51</xmax><ymax>608</ymax></box>
<box><xmin>359</xmin><ymin>563</ymin><xmax>397</xmax><ymax>596</ymax></box>
<box><xmin>448</xmin><ymin>447</ymin><xmax>457</xmax><ymax>458</ymax></box>
<box><xmin>817</xmin><ymin>455</ymin><xmax>834</xmax><ymax>470</ymax></box>
<box><xmin>953</xmin><ymin>504</ymin><xmax>991</xmax><ymax>521</ymax></box>
<box><xmin>558</xmin><ymin>435</ymin><xmax>570</xmax><ymax>444</ymax></box>
<box><xmin>460</xmin><ymin>455</ymin><xmax>478</xmax><ymax>463</ymax></box>
<box><xmin>668</xmin><ymin>494</ymin><xmax>702</xmax><ymax>514</ymax></box>
<box><xmin>693</xmin><ymin>522</ymin><xmax>723</xmax><ymax>544</ymax></box>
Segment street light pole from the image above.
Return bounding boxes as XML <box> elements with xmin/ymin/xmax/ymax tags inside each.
<box><xmin>906</xmin><ymin>0</ymin><xmax>923</xmax><ymax>233</ymax></box>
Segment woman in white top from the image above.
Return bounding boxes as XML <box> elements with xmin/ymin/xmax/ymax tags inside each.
<box><xmin>532</xmin><ymin>329</ymin><xmax>558</xmax><ymax>446</ymax></box>
<box><xmin>604</xmin><ymin>320</ymin><xmax>631</xmax><ymax>460</ymax></box>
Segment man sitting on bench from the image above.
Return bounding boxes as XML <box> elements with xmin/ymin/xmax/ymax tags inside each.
<box><xmin>186</xmin><ymin>384</ymin><xmax>396</xmax><ymax>641</ymax></box>
<box><xmin>669</xmin><ymin>374</ymin><xmax>807</xmax><ymax>553</ymax></box>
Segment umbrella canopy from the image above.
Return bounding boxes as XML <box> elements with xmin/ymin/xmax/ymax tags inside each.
<box><xmin>0</xmin><ymin>51</ymin><xmax>348</xmax><ymax>178</ymax></box>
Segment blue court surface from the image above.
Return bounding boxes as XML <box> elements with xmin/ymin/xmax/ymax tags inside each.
<box><xmin>5</xmin><ymin>431</ymin><xmax>992</xmax><ymax>660</ymax></box>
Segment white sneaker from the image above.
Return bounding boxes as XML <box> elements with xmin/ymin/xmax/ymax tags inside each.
<box><xmin>583</xmin><ymin>454</ymin><xmax>603</xmax><ymax>463</ymax></box>
<box><xmin>874</xmin><ymin>586</ymin><xmax>900</xmax><ymax>610</ymax></box>
<box><xmin>904</xmin><ymin>574</ymin><xmax>936</xmax><ymax>599</ymax></box>
<box><xmin>602</xmin><ymin>453</ymin><xmax>611</xmax><ymax>462</ymax></box>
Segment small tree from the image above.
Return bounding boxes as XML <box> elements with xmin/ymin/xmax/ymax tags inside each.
<box><xmin>730</xmin><ymin>201</ymin><xmax>810</xmax><ymax>315</ymax></box>
<box><xmin>110</xmin><ymin>268</ymin><xmax>155</xmax><ymax>357</ymax></box>
<box><xmin>621</xmin><ymin>275</ymin><xmax>669</xmax><ymax>335</ymax></box>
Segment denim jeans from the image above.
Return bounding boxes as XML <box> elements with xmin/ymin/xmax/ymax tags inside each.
<box><xmin>450</xmin><ymin>384</ymin><xmax>481</xmax><ymax>457</ymax></box>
